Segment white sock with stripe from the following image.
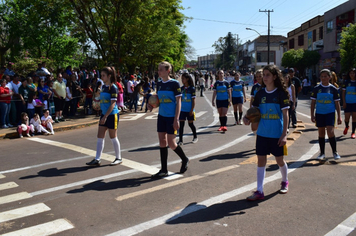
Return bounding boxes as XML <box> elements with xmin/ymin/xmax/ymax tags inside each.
<box><xmin>257</xmin><ymin>167</ymin><xmax>266</xmax><ymax>193</ymax></box>
<box><xmin>111</xmin><ymin>137</ymin><xmax>121</xmax><ymax>160</ymax></box>
<box><xmin>279</xmin><ymin>162</ymin><xmax>288</xmax><ymax>182</ymax></box>
<box><xmin>95</xmin><ymin>138</ymin><xmax>105</xmax><ymax>161</ymax></box>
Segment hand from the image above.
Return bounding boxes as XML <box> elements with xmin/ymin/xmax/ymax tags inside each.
<box><xmin>278</xmin><ymin>134</ymin><xmax>287</xmax><ymax>147</ymax></box>
<box><xmin>243</xmin><ymin>116</ymin><xmax>250</xmax><ymax>125</ymax></box>
<box><xmin>291</xmin><ymin>105</ymin><xmax>295</xmax><ymax>111</ymax></box>
<box><xmin>212</xmin><ymin>102</ymin><xmax>215</xmax><ymax>107</ymax></box>
<box><xmin>22</xmin><ymin>101</ymin><xmax>26</xmax><ymax>105</ymax></box>
<box><xmin>337</xmin><ymin>117</ymin><xmax>342</xmax><ymax>125</ymax></box>
<box><xmin>100</xmin><ymin>116</ymin><xmax>107</xmax><ymax>125</ymax></box>
<box><xmin>173</xmin><ymin>119</ymin><xmax>179</xmax><ymax>131</ymax></box>
<box><xmin>311</xmin><ymin>115</ymin><xmax>315</xmax><ymax>123</ymax></box>
<box><xmin>147</xmin><ymin>104</ymin><xmax>153</xmax><ymax>112</ymax></box>
<box><xmin>244</xmin><ymin>98</ymin><xmax>246</xmax><ymax>103</ymax></box>
<box><xmin>189</xmin><ymin>111</ymin><xmax>194</xmax><ymax>116</ymax></box>
<box><xmin>9</xmin><ymin>91</ymin><xmax>13</xmax><ymax>96</ymax></box>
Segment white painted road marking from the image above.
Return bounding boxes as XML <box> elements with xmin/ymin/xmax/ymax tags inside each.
<box><xmin>0</xmin><ymin>203</ymin><xmax>50</xmax><ymax>223</ymax></box>
<box><xmin>0</xmin><ymin>192</ymin><xmax>32</xmax><ymax>205</ymax></box>
<box><xmin>297</xmin><ymin>111</ymin><xmax>311</xmax><ymax>119</ymax></box>
<box><xmin>120</xmin><ymin>113</ymin><xmax>146</xmax><ymax>121</ymax></box>
<box><xmin>195</xmin><ymin>111</ymin><xmax>207</xmax><ymax>118</ymax></box>
<box><xmin>0</xmin><ymin>182</ymin><xmax>18</xmax><ymax>191</ymax></box>
<box><xmin>0</xmin><ymin>174</ymin><xmax>5</xmax><ymax>179</ymax></box>
<box><xmin>1</xmin><ymin>218</ymin><xmax>74</xmax><ymax>236</ymax></box>
<box><xmin>325</xmin><ymin>212</ymin><xmax>356</xmax><ymax>236</ymax></box>
<box><xmin>106</xmin><ymin>144</ymin><xmax>319</xmax><ymax>236</ymax></box>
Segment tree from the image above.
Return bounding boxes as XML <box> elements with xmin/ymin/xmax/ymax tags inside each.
<box><xmin>281</xmin><ymin>49</ymin><xmax>320</xmax><ymax>74</ymax></box>
<box><xmin>212</xmin><ymin>32</ymin><xmax>237</xmax><ymax>70</ymax></box>
<box><xmin>339</xmin><ymin>23</ymin><xmax>356</xmax><ymax>72</ymax></box>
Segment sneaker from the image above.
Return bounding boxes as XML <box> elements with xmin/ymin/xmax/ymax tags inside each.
<box><xmin>222</xmin><ymin>126</ymin><xmax>228</xmax><ymax>132</ymax></box>
<box><xmin>234</xmin><ymin>121</ymin><xmax>238</xmax><ymax>126</ymax></box>
<box><xmin>180</xmin><ymin>158</ymin><xmax>189</xmax><ymax>173</ymax></box>
<box><xmin>1</xmin><ymin>125</ymin><xmax>9</xmax><ymax>128</ymax></box>
<box><xmin>55</xmin><ymin>119</ymin><xmax>59</xmax><ymax>123</ymax></box>
<box><xmin>217</xmin><ymin>126</ymin><xmax>223</xmax><ymax>131</ymax></box>
<box><xmin>292</xmin><ymin>124</ymin><xmax>297</xmax><ymax>128</ymax></box>
<box><xmin>351</xmin><ymin>133</ymin><xmax>355</xmax><ymax>139</ymax></box>
<box><xmin>59</xmin><ymin>117</ymin><xmax>65</xmax><ymax>122</ymax></box>
<box><xmin>19</xmin><ymin>134</ymin><xmax>23</xmax><ymax>138</ymax></box>
<box><xmin>151</xmin><ymin>170</ymin><xmax>168</xmax><ymax>179</ymax></box>
<box><xmin>7</xmin><ymin>124</ymin><xmax>13</xmax><ymax>128</ymax></box>
<box><xmin>333</xmin><ymin>152</ymin><xmax>341</xmax><ymax>160</ymax></box>
<box><xmin>246</xmin><ymin>191</ymin><xmax>264</xmax><ymax>201</ymax></box>
<box><xmin>86</xmin><ymin>159</ymin><xmax>101</xmax><ymax>166</ymax></box>
<box><xmin>239</xmin><ymin>120</ymin><xmax>243</xmax><ymax>125</ymax></box>
<box><xmin>344</xmin><ymin>127</ymin><xmax>349</xmax><ymax>135</ymax></box>
<box><xmin>51</xmin><ymin>131</ymin><xmax>55</xmax><ymax>135</ymax></box>
<box><xmin>192</xmin><ymin>137</ymin><xmax>198</xmax><ymax>144</ymax></box>
<box><xmin>280</xmin><ymin>181</ymin><xmax>289</xmax><ymax>194</ymax></box>
<box><xmin>110</xmin><ymin>158</ymin><xmax>122</xmax><ymax>166</ymax></box>
<box><xmin>316</xmin><ymin>153</ymin><xmax>325</xmax><ymax>160</ymax></box>
<box><xmin>26</xmin><ymin>133</ymin><xmax>31</xmax><ymax>137</ymax></box>
<box><xmin>177</xmin><ymin>141</ymin><xmax>183</xmax><ymax>146</ymax></box>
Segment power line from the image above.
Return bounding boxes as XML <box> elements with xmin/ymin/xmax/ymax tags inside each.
<box><xmin>190</xmin><ymin>17</ymin><xmax>267</xmax><ymax>27</ymax></box>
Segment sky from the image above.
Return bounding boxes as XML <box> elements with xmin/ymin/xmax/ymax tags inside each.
<box><xmin>180</xmin><ymin>0</ymin><xmax>349</xmax><ymax>59</ymax></box>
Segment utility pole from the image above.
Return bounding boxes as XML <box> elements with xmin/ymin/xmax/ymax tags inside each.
<box><xmin>259</xmin><ymin>9</ymin><xmax>273</xmax><ymax>65</ymax></box>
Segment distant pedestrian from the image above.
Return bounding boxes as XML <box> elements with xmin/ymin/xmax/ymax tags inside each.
<box><xmin>198</xmin><ymin>73</ymin><xmax>205</xmax><ymax>97</ymax></box>
<box><xmin>86</xmin><ymin>66</ymin><xmax>122</xmax><ymax>167</ymax></box>
<box><xmin>342</xmin><ymin>68</ymin><xmax>356</xmax><ymax>139</ymax></box>
<box><xmin>289</xmin><ymin>68</ymin><xmax>301</xmax><ymax>128</ymax></box>
<box><xmin>230</xmin><ymin>72</ymin><xmax>246</xmax><ymax>125</ymax></box>
<box><xmin>283</xmin><ymin>73</ymin><xmax>296</xmax><ymax>131</ymax></box>
<box><xmin>250</xmin><ymin>69</ymin><xmax>263</xmax><ymax>108</ymax></box>
<box><xmin>244</xmin><ymin>65</ymin><xmax>290</xmax><ymax>201</ymax></box>
<box><xmin>311</xmin><ymin>69</ymin><xmax>342</xmax><ymax>160</ymax></box>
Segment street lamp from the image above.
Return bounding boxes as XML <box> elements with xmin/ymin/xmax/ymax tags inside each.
<box><xmin>246</xmin><ymin>28</ymin><xmax>261</xmax><ymax>36</ymax></box>
<box><xmin>246</xmin><ymin>27</ymin><xmax>270</xmax><ymax>65</ymax></box>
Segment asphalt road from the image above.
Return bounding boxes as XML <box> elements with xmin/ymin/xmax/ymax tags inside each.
<box><xmin>0</xmin><ymin>88</ymin><xmax>356</xmax><ymax>236</ymax></box>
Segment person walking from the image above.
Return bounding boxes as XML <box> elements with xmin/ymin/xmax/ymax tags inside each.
<box><xmin>342</xmin><ymin>68</ymin><xmax>356</xmax><ymax>139</ymax></box>
<box><xmin>230</xmin><ymin>72</ymin><xmax>246</xmax><ymax>125</ymax></box>
<box><xmin>289</xmin><ymin>68</ymin><xmax>302</xmax><ymax>128</ymax></box>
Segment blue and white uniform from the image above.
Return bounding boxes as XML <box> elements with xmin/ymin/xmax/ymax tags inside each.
<box><xmin>213</xmin><ymin>80</ymin><xmax>231</xmax><ymax>108</ymax></box>
<box><xmin>343</xmin><ymin>80</ymin><xmax>356</xmax><ymax>112</ymax></box>
<box><xmin>100</xmin><ymin>84</ymin><xmax>119</xmax><ymax>129</ymax></box>
<box><xmin>180</xmin><ymin>86</ymin><xmax>196</xmax><ymax>121</ymax></box>
<box><xmin>157</xmin><ymin>79</ymin><xmax>182</xmax><ymax>134</ymax></box>
<box><xmin>251</xmin><ymin>83</ymin><xmax>262</xmax><ymax>98</ymax></box>
<box><xmin>311</xmin><ymin>83</ymin><xmax>340</xmax><ymax>127</ymax></box>
<box><xmin>253</xmin><ymin>88</ymin><xmax>290</xmax><ymax>156</ymax></box>
<box><xmin>230</xmin><ymin>80</ymin><xmax>244</xmax><ymax>104</ymax></box>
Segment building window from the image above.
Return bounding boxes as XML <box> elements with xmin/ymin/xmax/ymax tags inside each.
<box><xmin>319</xmin><ymin>26</ymin><xmax>323</xmax><ymax>40</ymax></box>
<box><xmin>326</xmin><ymin>20</ymin><xmax>333</xmax><ymax>33</ymax></box>
<box><xmin>256</xmin><ymin>51</ymin><xmax>275</xmax><ymax>63</ymax></box>
<box><xmin>313</xmin><ymin>29</ymin><xmax>316</xmax><ymax>42</ymax></box>
<box><xmin>289</xmin><ymin>38</ymin><xmax>295</xmax><ymax>49</ymax></box>
<box><xmin>298</xmin><ymin>35</ymin><xmax>304</xmax><ymax>46</ymax></box>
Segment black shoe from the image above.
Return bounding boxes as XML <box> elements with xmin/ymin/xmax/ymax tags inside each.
<box><xmin>180</xmin><ymin>158</ymin><xmax>189</xmax><ymax>173</ymax></box>
<box><xmin>55</xmin><ymin>119</ymin><xmax>59</xmax><ymax>123</ymax></box>
<box><xmin>86</xmin><ymin>159</ymin><xmax>101</xmax><ymax>166</ymax></box>
<box><xmin>59</xmin><ymin>118</ymin><xmax>65</xmax><ymax>122</ymax></box>
<box><xmin>151</xmin><ymin>170</ymin><xmax>168</xmax><ymax>179</ymax></box>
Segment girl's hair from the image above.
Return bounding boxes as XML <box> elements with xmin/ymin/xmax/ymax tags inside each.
<box><xmin>66</xmin><ymin>79</ymin><xmax>73</xmax><ymax>94</ymax></box>
<box><xmin>320</xmin><ymin>69</ymin><xmax>331</xmax><ymax>77</ymax></box>
<box><xmin>255</xmin><ymin>69</ymin><xmax>262</xmax><ymax>76</ymax></box>
<box><xmin>101</xmin><ymin>66</ymin><xmax>117</xmax><ymax>86</ymax></box>
<box><xmin>347</xmin><ymin>68</ymin><xmax>356</xmax><ymax>80</ymax></box>
<box><xmin>26</xmin><ymin>77</ymin><xmax>33</xmax><ymax>83</ymax></box>
<box><xmin>33</xmin><ymin>113</ymin><xmax>39</xmax><ymax>119</ymax></box>
<box><xmin>182</xmin><ymin>73</ymin><xmax>194</xmax><ymax>87</ymax></box>
<box><xmin>0</xmin><ymin>78</ymin><xmax>5</xmax><ymax>84</ymax></box>
<box><xmin>283</xmin><ymin>73</ymin><xmax>292</xmax><ymax>87</ymax></box>
<box><xmin>263</xmin><ymin>65</ymin><xmax>290</xmax><ymax>100</ymax></box>
<box><xmin>159</xmin><ymin>61</ymin><xmax>172</xmax><ymax>72</ymax></box>
<box><xmin>234</xmin><ymin>71</ymin><xmax>242</xmax><ymax>77</ymax></box>
<box><xmin>21</xmin><ymin>112</ymin><xmax>28</xmax><ymax>122</ymax></box>
<box><xmin>331</xmin><ymin>71</ymin><xmax>339</xmax><ymax>88</ymax></box>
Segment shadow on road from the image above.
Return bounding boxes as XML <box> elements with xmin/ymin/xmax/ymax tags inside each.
<box><xmin>200</xmin><ymin>149</ymin><xmax>255</xmax><ymax>162</ymax></box>
<box><xmin>19</xmin><ymin>166</ymin><xmax>103</xmax><ymax>179</ymax></box>
<box><xmin>166</xmin><ymin>191</ymin><xmax>279</xmax><ymax>224</ymax></box>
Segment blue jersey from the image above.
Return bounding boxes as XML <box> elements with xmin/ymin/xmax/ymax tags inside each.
<box><xmin>157</xmin><ymin>79</ymin><xmax>182</xmax><ymax>117</ymax></box>
<box><xmin>230</xmin><ymin>80</ymin><xmax>244</xmax><ymax>98</ymax></box>
<box><xmin>100</xmin><ymin>84</ymin><xmax>119</xmax><ymax>115</ymax></box>
<box><xmin>253</xmin><ymin>88</ymin><xmax>290</xmax><ymax>138</ymax></box>
<box><xmin>343</xmin><ymin>80</ymin><xmax>356</xmax><ymax>104</ymax></box>
<box><xmin>213</xmin><ymin>80</ymin><xmax>231</xmax><ymax>100</ymax></box>
<box><xmin>311</xmin><ymin>84</ymin><xmax>340</xmax><ymax>114</ymax></box>
<box><xmin>181</xmin><ymin>86</ymin><xmax>196</xmax><ymax>112</ymax></box>
<box><xmin>251</xmin><ymin>83</ymin><xmax>262</xmax><ymax>97</ymax></box>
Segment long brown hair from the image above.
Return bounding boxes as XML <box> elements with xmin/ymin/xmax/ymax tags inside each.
<box><xmin>263</xmin><ymin>65</ymin><xmax>290</xmax><ymax>100</ymax></box>
<box><xmin>101</xmin><ymin>66</ymin><xmax>117</xmax><ymax>89</ymax></box>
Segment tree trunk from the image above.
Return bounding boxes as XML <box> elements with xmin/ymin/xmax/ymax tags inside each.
<box><xmin>0</xmin><ymin>47</ymin><xmax>9</xmax><ymax>65</ymax></box>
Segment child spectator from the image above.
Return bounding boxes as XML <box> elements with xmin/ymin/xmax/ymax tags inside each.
<box><xmin>27</xmin><ymin>93</ymin><xmax>37</xmax><ymax>119</ymax></box>
<box><xmin>116</xmin><ymin>77</ymin><xmax>125</xmax><ymax>111</ymax></box>
<box><xmin>41</xmin><ymin>109</ymin><xmax>54</xmax><ymax>135</ymax></box>
<box><xmin>30</xmin><ymin>113</ymin><xmax>51</xmax><ymax>135</ymax></box>
<box><xmin>83</xmin><ymin>80</ymin><xmax>93</xmax><ymax>115</ymax></box>
<box><xmin>18</xmin><ymin>112</ymin><xmax>31</xmax><ymax>138</ymax></box>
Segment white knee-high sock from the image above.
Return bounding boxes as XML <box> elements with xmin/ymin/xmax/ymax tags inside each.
<box><xmin>257</xmin><ymin>167</ymin><xmax>266</xmax><ymax>193</ymax></box>
<box><xmin>111</xmin><ymin>137</ymin><xmax>121</xmax><ymax>160</ymax></box>
<box><xmin>47</xmin><ymin>122</ymin><xmax>54</xmax><ymax>133</ymax></box>
<box><xmin>40</xmin><ymin>125</ymin><xmax>50</xmax><ymax>134</ymax></box>
<box><xmin>279</xmin><ymin>162</ymin><xmax>288</xmax><ymax>182</ymax></box>
<box><xmin>95</xmin><ymin>138</ymin><xmax>105</xmax><ymax>160</ymax></box>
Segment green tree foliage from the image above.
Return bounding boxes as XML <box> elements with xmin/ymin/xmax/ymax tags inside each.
<box><xmin>212</xmin><ymin>32</ymin><xmax>237</xmax><ymax>70</ymax></box>
<box><xmin>339</xmin><ymin>23</ymin><xmax>356</xmax><ymax>72</ymax></box>
<box><xmin>69</xmin><ymin>0</ymin><xmax>187</xmax><ymax>72</ymax></box>
<box><xmin>282</xmin><ymin>49</ymin><xmax>320</xmax><ymax>73</ymax></box>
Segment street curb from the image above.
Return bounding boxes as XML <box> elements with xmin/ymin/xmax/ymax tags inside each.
<box><xmin>0</xmin><ymin>120</ymin><xmax>99</xmax><ymax>139</ymax></box>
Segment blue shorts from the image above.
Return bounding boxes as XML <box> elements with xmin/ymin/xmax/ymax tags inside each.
<box><xmin>179</xmin><ymin>111</ymin><xmax>196</xmax><ymax>121</ymax></box>
<box><xmin>99</xmin><ymin>113</ymin><xmax>119</xmax><ymax>129</ymax></box>
<box><xmin>256</xmin><ymin>135</ymin><xmax>286</xmax><ymax>156</ymax></box>
<box><xmin>232</xmin><ymin>97</ymin><xmax>243</xmax><ymax>105</ymax></box>
<box><xmin>315</xmin><ymin>112</ymin><xmax>335</xmax><ymax>127</ymax></box>
<box><xmin>345</xmin><ymin>103</ymin><xmax>356</xmax><ymax>113</ymax></box>
<box><xmin>157</xmin><ymin>115</ymin><xmax>177</xmax><ymax>135</ymax></box>
<box><xmin>216</xmin><ymin>100</ymin><xmax>229</xmax><ymax>108</ymax></box>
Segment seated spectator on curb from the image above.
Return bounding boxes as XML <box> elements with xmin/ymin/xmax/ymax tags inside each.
<box><xmin>17</xmin><ymin>112</ymin><xmax>31</xmax><ymax>138</ymax></box>
<box><xmin>41</xmin><ymin>109</ymin><xmax>54</xmax><ymax>135</ymax></box>
<box><xmin>30</xmin><ymin>113</ymin><xmax>51</xmax><ymax>135</ymax></box>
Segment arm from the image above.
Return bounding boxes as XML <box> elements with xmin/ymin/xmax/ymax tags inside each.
<box><xmin>335</xmin><ymin>100</ymin><xmax>342</xmax><ymax>125</ymax></box>
<box><xmin>228</xmin><ymin>89</ymin><xmax>232</xmax><ymax>106</ymax></box>
<box><xmin>342</xmin><ymin>89</ymin><xmax>346</xmax><ymax>109</ymax></box>
<box><xmin>190</xmin><ymin>97</ymin><xmax>196</xmax><ymax>116</ymax></box>
<box><xmin>250</xmin><ymin>97</ymin><xmax>254</xmax><ymax>108</ymax></box>
<box><xmin>243</xmin><ymin>86</ymin><xmax>246</xmax><ymax>102</ymax></box>
<box><xmin>310</xmin><ymin>99</ymin><xmax>316</xmax><ymax>123</ymax></box>
<box><xmin>212</xmin><ymin>90</ymin><xmax>216</xmax><ymax>106</ymax></box>
<box><xmin>291</xmin><ymin>85</ymin><xmax>296</xmax><ymax>110</ymax></box>
<box><xmin>173</xmin><ymin>96</ymin><xmax>182</xmax><ymax>131</ymax></box>
<box><xmin>278</xmin><ymin>109</ymin><xmax>289</xmax><ymax>147</ymax></box>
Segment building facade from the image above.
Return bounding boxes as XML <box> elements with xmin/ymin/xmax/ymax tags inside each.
<box><xmin>197</xmin><ymin>54</ymin><xmax>218</xmax><ymax>71</ymax></box>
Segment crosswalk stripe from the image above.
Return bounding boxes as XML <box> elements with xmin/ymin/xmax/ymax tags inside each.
<box><xmin>195</xmin><ymin>111</ymin><xmax>207</xmax><ymax>118</ymax></box>
<box><xmin>0</xmin><ymin>203</ymin><xmax>50</xmax><ymax>223</ymax></box>
<box><xmin>28</xmin><ymin>138</ymin><xmax>181</xmax><ymax>180</ymax></box>
<box><xmin>0</xmin><ymin>182</ymin><xmax>18</xmax><ymax>191</ymax></box>
<box><xmin>0</xmin><ymin>174</ymin><xmax>5</xmax><ymax>179</ymax></box>
<box><xmin>1</xmin><ymin>218</ymin><xmax>74</xmax><ymax>236</ymax></box>
<box><xmin>116</xmin><ymin>165</ymin><xmax>239</xmax><ymax>202</ymax></box>
<box><xmin>0</xmin><ymin>192</ymin><xmax>32</xmax><ymax>205</ymax></box>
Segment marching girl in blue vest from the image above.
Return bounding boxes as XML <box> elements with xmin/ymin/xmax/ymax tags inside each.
<box><xmin>212</xmin><ymin>70</ymin><xmax>232</xmax><ymax>132</ymax></box>
<box><xmin>150</xmin><ymin>61</ymin><xmax>189</xmax><ymax>178</ymax></box>
<box><xmin>342</xmin><ymin>68</ymin><xmax>356</xmax><ymax>139</ymax></box>
<box><xmin>311</xmin><ymin>69</ymin><xmax>342</xmax><ymax>160</ymax></box>
<box><xmin>178</xmin><ymin>73</ymin><xmax>197</xmax><ymax>146</ymax></box>
<box><xmin>230</xmin><ymin>72</ymin><xmax>246</xmax><ymax>125</ymax></box>
<box><xmin>86</xmin><ymin>66</ymin><xmax>122</xmax><ymax>166</ymax></box>
<box><xmin>243</xmin><ymin>65</ymin><xmax>290</xmax><ymax>201</ymax></box>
